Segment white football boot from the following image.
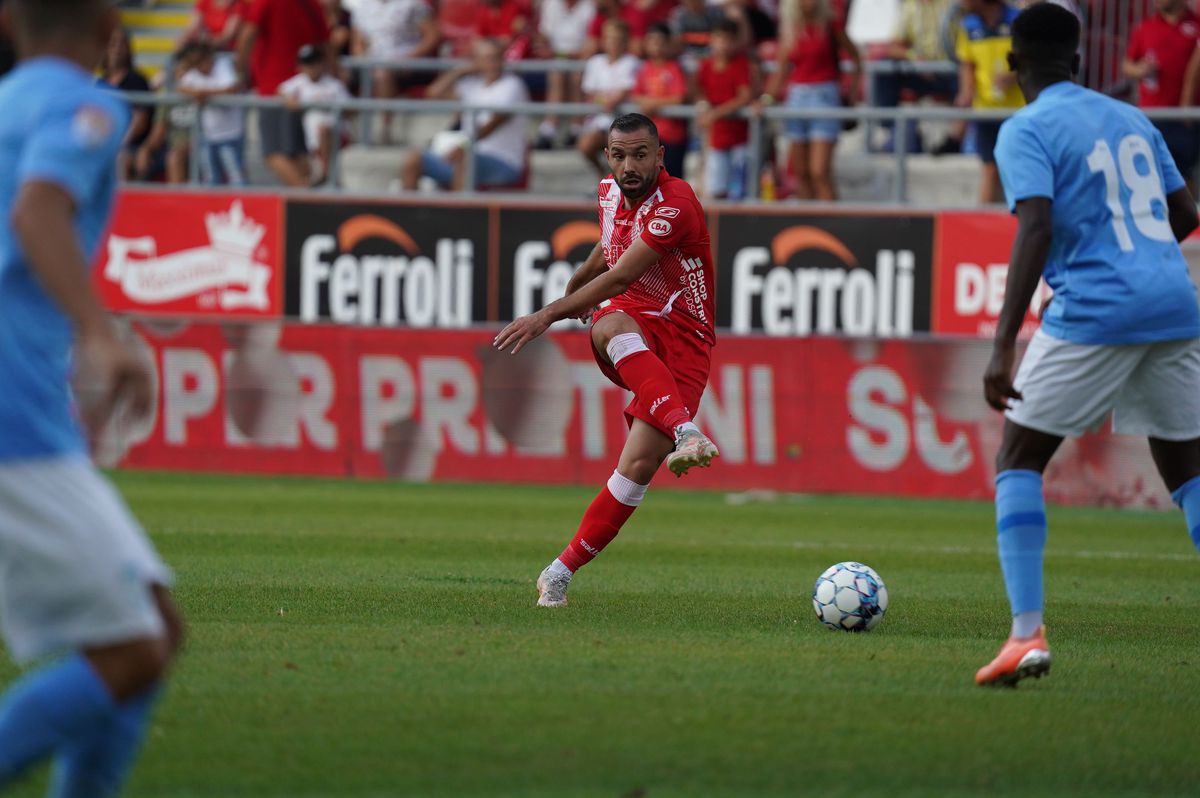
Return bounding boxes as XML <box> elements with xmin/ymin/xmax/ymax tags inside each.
<box><xmin>666</xmin><ymin>425</ymin><xmax>720</xmax><ymax>477</ymax></box>
<box><xmin>536</xmin><ymin>563</ymin><xmax>572</xmax><ymax>607</ymax></box>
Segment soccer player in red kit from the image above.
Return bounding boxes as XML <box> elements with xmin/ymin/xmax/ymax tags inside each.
<box><xmin>493</xmin><ymin>112</ymin><xmax>720</xmax><ymax>607</ymax></box>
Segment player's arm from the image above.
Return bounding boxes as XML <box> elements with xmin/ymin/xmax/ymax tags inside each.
<box><xmin>10</xmin><ymin>182</ymin><xmax>152</xmax><ymax>428</ymax></box>
<box><xmin>494</xmin><ymin>238</ymin><xmax>659</xmax><ymax>354</ymax></box>
<box><xmin>1167</xmin><ymin>187</ymin><xmax>1199</xmax><ymax>242</ymax></box>
<box><xmin>983</xmin><ymin>197</ymin><xmax>1052</xmax><ymax>412</ymax></box>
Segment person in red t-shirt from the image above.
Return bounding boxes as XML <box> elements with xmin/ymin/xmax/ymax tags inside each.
<box><xmin>632</xmin><ymin>24</ymin><xmax>688</xmax><ymax>177</ymax></box>
<box><xmin>237</xmin><ymin>0</ymin><xmax>330</xmax><ymax>186</ymax></box>
<box><xmin>694</xmin><ymin>19</ymin><xmax>758</xmax><ymax>199</ymax></box>
<box><xmin>183</xmin><ymin>0</ymin><xmax>247</xmax><ymax>50</ymax></box>
<box><xmin>494</xmin><ymin>113</ymin><xmax>720</xmax><ymax>608</ymax></box>
<box><xmin>764</xmin><ymin>0</ymin><xmax>861</xmax><ymax>201</ymax></box>
<box><xmin>1130</xmin><ymin>0</ymin><xmax>1200</xmax><ymax>187</ymax></box>
<box><xmin>476</xmin><ymin>0</ymin><xmax>534</xmax><ymax>58</ymax></box>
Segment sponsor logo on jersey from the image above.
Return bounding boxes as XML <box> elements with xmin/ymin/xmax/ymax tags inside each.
<box><xmin>655</xmin><ymin>206</ymin><xmax>680</xmax><ymax>218</ymax></box>
<box><xmin>647</xmin><ymin>218</ymin><xmax>673</xmax><ymax>237</ymax></box>
<box><xmin>72</xmin><ymin>105</ymin><xmax>113</xmax><ymax>149</ymax></box>
<box><xmin>649</xmin><ymin>395</ymin><xmax>671</xmax><ymax>415</ymax></box>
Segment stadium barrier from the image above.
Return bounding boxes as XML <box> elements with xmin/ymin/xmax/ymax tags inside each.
<box><xmin>99</xmin><ymin>318</ymin><xmax>1174</xmax><ymax>510</ymax></box>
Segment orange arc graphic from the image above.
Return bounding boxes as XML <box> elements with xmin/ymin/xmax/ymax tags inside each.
<box><xmin>772</xmin><ymin>226</ymin><xmax>858</xmax><ymax>268</ymax></box>
<box><xmin>338</xmin><ymin>215</ymin><xmax>420</xmax><ymax>254</ymax></box>
<box><xmin>551</xmin><ymin>221</ymin><xmax>601</xmax><ymax>260</ymax></box>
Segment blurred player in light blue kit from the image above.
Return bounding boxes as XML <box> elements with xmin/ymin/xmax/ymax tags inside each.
<box><xmin>0</xmin><ymin>0</ymin><xmax>183</xmax><ymax>793</ymax></box>
<box><xmin>978</xmin><ymin>3</ymin><xmax>1200</xmax><ymax>686</ymax></box>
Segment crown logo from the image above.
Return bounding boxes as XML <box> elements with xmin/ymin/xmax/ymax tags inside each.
<box><xmin>205</xmin><ymin>201</ymin><xmax>265</xmax><ymax>261</ymax></box>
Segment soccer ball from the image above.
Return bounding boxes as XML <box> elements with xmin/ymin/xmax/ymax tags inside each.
<box><xmin>812</xmin><ymin>562</ymin><xmax>889</xmax><ymax>631</ymax></box>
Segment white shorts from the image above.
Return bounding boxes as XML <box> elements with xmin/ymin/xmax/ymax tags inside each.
<box><xmin>1007</xmin><ymin>329</ymin><xmax>1200</xmax><ymax>440</ymax></box>
<box><xmin>0</xmin><ymin>457</ymin><xmax>172</xmax><ymax>664</ymax></box>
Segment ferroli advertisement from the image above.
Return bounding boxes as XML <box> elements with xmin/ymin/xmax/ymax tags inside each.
<box><xmin>283</xmin><ymin>198</ymin><xmax>489</xmax><ymax>327</ymax></box>
<box><xmin>714</xmin><ymin>210</ymin><xmax>935</xmax><ymax>336</ymax></box>
<box><xmin>495</xmin><ymin>206</ymin><xmax>599</xmax><ymax>325</ymax></box>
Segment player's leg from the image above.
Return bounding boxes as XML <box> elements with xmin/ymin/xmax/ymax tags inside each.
<box><xmin>536</xmin><ymin>419</ymin><xmax>671</xmax><ymax>607</ymax></box>
<box><xmin>591</xmin><ymin>311</ymin><xmax>717</xmax><ymax>474</ymax></box>
<box><xmin>1150</xmin><ymin>438</ymin><xmax>1200</xmax><ymax>553</ymax></box>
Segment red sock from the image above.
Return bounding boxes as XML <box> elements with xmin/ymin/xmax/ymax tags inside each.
<box><xmin>613</xmin><ymin>349</ymin><xmax>691</xmax><ymax>431</ymax></box>
<box><xmin>558</xmin><ymin>471</ymin><xmax>648</xmax><ymax>572</ymax></box>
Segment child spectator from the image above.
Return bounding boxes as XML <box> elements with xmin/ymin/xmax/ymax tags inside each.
<box><xmin>279</xmin><ymin>44</ymin><xmax>351</xmax><ymax>185</ymax></box>
<box><xmin>179</xmin><ymin>41</ymin><xmax>248</xmax><ymax>185</ymax></box>
<box><xmin>536</xmin><ymin>0</ymin><xmax>597</xmax><ymax>148</ymax></box>
<box><xmin>578</xmin><ymin>18</ymin><xmax>641</xmax><ymax>175</ymax></box>
<box><xmin>670</xmin><ymin>0</ymin><xmax>726</xmax><ymax>65</ymax></box>
<box><xmin>135</xmin><ymin>45</ymin><xmax>200</xmax><ymax>184</ymax></box>
<box><xmin>694</xmin><ymin>18</ymin><xmax>757</xmax><ymax>198</ymax></box>
<box><xmin>632</xmin><ymin>23</ymin><xmax>688</xmax><ymax>177</ymax></box>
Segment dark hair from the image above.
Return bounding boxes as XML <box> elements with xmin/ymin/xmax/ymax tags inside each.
<box><xmin>1012</xmin><ymin>3</ymin><xmax>1080</xmax><ymax>65</ymax></box>
<box><xmin>712</xmin><ymin>19</ymin><xmax>741</xmax><ymax>38</ymax></box>
<box><xmin>610</xmin><ymin>112</ymin><xmax>659</xmax><ymax>143</ymax></box>
<box><xmin>10</xmin><ymin>0</ymin><xmax>108</xmax><ymax>42</ymax></box>
<box><xmin>646</xmin><ymin>22</ymin><xmax>671</xmax><ymax>39</ymax></box>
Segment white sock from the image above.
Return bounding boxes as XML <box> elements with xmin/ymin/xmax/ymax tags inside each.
<box><xmin>676</xmin><ymin>421</ymin><xmax>700</xmax><ymax>435</ymax></box>
<box><xmin>1010</xmin><ymin>610</ymin><xmax>1043</xmax><ymax>639</ymax></box>
<box><xmin>547</xmin><ymin>558</ymin><xmax>572</xmax><ymax>577</ymax></box>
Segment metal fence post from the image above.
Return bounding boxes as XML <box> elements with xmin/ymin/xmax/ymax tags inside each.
<box><xmin>189</xmin><ymin>98</ymin><xmax>203</xmax><ymax>185</ymax></box>
<box><xmin>326</xmin><ymin>106</ymin><xmax>344</xmax><ymax>192</ymax></box>
<box><xmin>745</xmin><ymin>111</ymin><xmax>762</xmax><ymax>201</ymax></box>
<box><xmin>892</xmin><ymin>108</ymin><xmax>908</xmax><ymax>204</ymax></box>
<box><xmin>359</xmin><ymin>65</ymin><xmax>374</xmax><ymax>143</ymax></box>
<box><xmin>462</xmin><ymin>110</ymin><xmax>477</xmax><ymax>193</ymax></box>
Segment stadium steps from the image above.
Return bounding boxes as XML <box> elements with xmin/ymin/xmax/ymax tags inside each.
<box><xmin>122</xmin><ymin>2</ymin><xmax>195</xmax><ymax>83</ymax></box>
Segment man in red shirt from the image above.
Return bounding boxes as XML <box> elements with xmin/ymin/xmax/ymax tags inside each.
<box><xmin>237</xmin><ymin>0</ymin><xmax>329</xmax><ymax>187</ymax></box>
<box><xmin>632</xmin><ymin>24</ymin><xmax>688</xmax><ymax>177</ymax></box>
<box><xmin>494</xmin><ymin>113</ymin><xmax>720</xmax><ymax>608</ymax></box>
<box><xmin>1125</xmin><ymin>0</ymin><xmax>1200</xmax><ymax>187</ymax></box>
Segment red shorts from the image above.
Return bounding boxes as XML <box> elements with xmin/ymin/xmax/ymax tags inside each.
<box><xmin>590</xmin><ymin>304</ymin><xmax>714</xmax><ymax>438</ymax></box>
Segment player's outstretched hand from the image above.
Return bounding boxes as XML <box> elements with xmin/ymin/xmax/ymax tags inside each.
<box><xmin>75</xmin><ymin>330</ymin><xmax>153</xmax><ymax>436</ymax></box>
<box><xmin>493</xmin><ymin>310</ymin><xmax>552</xmax><ymax>355</ymax></box>
<box><xmin>983</xmin><ymin>344</ymin><xmax>1022</xmax><ymax>412</ymax></box>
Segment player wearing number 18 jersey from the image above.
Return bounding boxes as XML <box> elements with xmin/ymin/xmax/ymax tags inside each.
<box><xmin>977</xmin><ymin>4</ymin><xmax>1200</xmax><ymax>686</ymax></box>
<box><xmin>494</xmin><ymin>113</ymin><xmax>719</xmax><ymax>607</ymax></box>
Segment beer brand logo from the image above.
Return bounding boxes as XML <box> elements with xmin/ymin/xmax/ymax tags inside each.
<box><xmin>104</xmin><ymin>200</ymin><xmax>272</xmax><ymax>310</ymax></box>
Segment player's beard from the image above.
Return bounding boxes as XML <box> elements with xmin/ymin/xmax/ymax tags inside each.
<box><xmin>618</xmin><ymin>170</ymin><xmax>655</xmax><ymax>201</ymax></box>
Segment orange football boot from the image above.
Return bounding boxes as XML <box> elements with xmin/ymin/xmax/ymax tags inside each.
<box><xmin>975</xmin><ymin>626</ymin><xmax>1051</xmax><ymax>687</ymax></box>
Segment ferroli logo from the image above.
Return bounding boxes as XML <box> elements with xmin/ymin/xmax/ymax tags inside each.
<box><xmin>731</xmin><ymin>226</ymin><xmax>915</xmax><ymax>336</ymax></box>
<box><xmin>299</xmin><ymin>215</ymin><xmax>474</xmax><ymax>326</ymax></box>
<box><xmin>513</xmin><ymin>220</ymin><xmax>601</xmax><ymax>316</ymax></box>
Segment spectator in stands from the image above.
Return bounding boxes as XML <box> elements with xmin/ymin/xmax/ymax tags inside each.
<box><xmin>632</xmin><ymin>24</ymin><xmax>689</xmax><ymax>177</ymax></box>
<box><xmin>536</xmin><ymin>0</ymin><xmax>596</xmax><ymax>148</ymax></box>
<box><xmin>623</xmin><ymin>0</ymin><xmax>678</xmax><ymax>52</ymax></box>
<box><xmin>726</xmin><ymin>0</ymin><xmax>777</xmax><ymax>54</ymax></box>
<box><xmin>399</xmin><ymin>38</ymin><xmax>530</xmax><ymax>190</ymax></box>
<box><xmin>578</xmin><ymin>18</ymin><xmax>641</xmax><ymax>175</ymax></box>
<box><xmin>179</xmin><ymin>41</ymin><xmax>248</xmax><ymax>185</ymax></box>
<box><xmin>1128</xmin><ymin>0</ymin><xmax>1200</xmax><ymax>191</ymax></box>
<box><xmin>238</xmin><ymin>0</ymin><xmax>330</xmax><ymax>187</ymax></box>
<box><xmin>321</xmin><ymin>0</ymin><xmax>353</xmax><ymax>59</ymax></box>
<box><xmin>876</xmin><ymin>0</ymin><xmax>959</xmax><ymax>154</ymax></box>
<box><xmin>670</xmin><ymin>0</ymin><xmax>726</xmax><ymax>65</ymax></box>
<box><xmin>182</xmin><ymin>0</ymin><xmax>246</xmax><ymax>50</ymax></box>
<box><xmin>350</xmin><ymin>0</ymin><xmax>441</xmax><ymax>143</ymax></box>
<box><xmin>477</xmin><ymin>0</ymin><xmax>534</xmax><ymax>58</ymax></box>
<box><xmin>694</xmin><ymin>18</ymin><xmax>757</xmax><ymax>199</ymax></box>
<box><xmin>99</xmin><ymin>27</ymin><xmax>152</xmax><ymax>180</ymax></box>
<box><xmin>280</xmin><ymin>44</ymin><xmax>352</xmax><ymax>185</ymax></box>
<box><xmin>765</xmin><ymin>0</ymin><xmax>860</xmax><ymax>201</ymax></box>
<box><xmin>583</xmin><ymin>0</ymin><xmax>621</xmax><ymax>56</ymax></box>
<box><xmin>955</xmin><ymin>0</ymin><xmax>1022</xmax><ymax>205</ymax></box>
<box><xmin>135</xmin><ymin>45</ymin><xmax>199</xmax><ymax>184</ymax></box>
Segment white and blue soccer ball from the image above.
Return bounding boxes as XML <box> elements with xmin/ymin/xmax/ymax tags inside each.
<box><xmin>812</xmin><ymin>562</ymin><xmax>889</xmax><ymax>631</ymax></box>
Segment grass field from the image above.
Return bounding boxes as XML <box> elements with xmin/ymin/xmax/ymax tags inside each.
<box><xmin>3</xmin><ymin>472</ymin><xmax>1198</xmax><ymax>797</ymax></box>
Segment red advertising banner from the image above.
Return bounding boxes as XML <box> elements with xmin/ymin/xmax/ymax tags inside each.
<box><xmin>95</xmin><ymin>190</ymin><xmax>284</xmax><ymax>319</ymax></box>
<box><xmin>932</xmin><ymin>212</ymin><xmax>1046</xmax><ymax>339</ymax></box>
<box><xmin>101</xmin><ymin>320</ymin><xmax>1173</xmax><ymax>509</ymax></box>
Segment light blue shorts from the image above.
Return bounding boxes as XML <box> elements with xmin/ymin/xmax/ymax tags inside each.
<box><xmin>421</xmin><ymin>150</ymin><xmax>523</xmax><ymax>188</ymax></box>
<box><xmin>783</xmin><ymin>81</ymin><xmax>841</xmax><ymax>143</ymax></box>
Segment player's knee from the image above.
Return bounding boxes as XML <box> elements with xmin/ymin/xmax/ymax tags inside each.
<box><xmin>621</xmin><ymin>457</ymin><xmax>659</xmax><ymax>485</ymax></box>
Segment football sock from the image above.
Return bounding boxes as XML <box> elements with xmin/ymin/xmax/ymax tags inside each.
<box><xmin>994</xmin><ymin>470</ymin><xmax>1048</xmax><ymax>629</ymax></box>
<box><xmin>606</xmin><ymin>334</ymin><xmax>692</xmax><ymax>431</ymax></box>
<box><xmin>48</xmin><ymin>684</ymin><xmax>162</xmax><ymax>798</ymax></box>
<box><xmin>558</xmin><ymin>470</ymin><xmax>648</xmax><ymax>572</ymax></box>
<box><xmin>1170</xmin><ymin>474</ymin><xmax>1200</xmax><ymax>552</ymax></box>
<box><xmin>0</xmin><ymin>655</ymin><xmax>116</xmax><ymax>785</ymax></box>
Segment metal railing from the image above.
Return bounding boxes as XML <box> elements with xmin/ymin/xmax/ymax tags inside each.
<box><xmin>122</xmin><ymin>90</ymin><xmax>1200</xmax><ymax>204</ymax></box>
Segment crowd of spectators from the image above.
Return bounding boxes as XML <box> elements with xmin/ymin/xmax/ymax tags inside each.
<box><xmin>116</xmin><ymin>0</ymin><xmax>1199</xmax><ymax>203</ymax></box>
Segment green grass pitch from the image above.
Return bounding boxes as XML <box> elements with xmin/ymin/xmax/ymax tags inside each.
<box><xmin>3</xmin><ymin>472</ymin><xmax>1198</xmax><ymax>797</ymax></box>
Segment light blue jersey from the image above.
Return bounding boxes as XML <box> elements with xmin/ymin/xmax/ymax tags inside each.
<box><xmin>0</xmin><ymin>57</ymin><xmax>128</xmax><ymax>461</ymax></box>
<box><xmin>995</xmin><ymin>80</ymin><xmax>1200</xmax><ymax>345</ymax></box>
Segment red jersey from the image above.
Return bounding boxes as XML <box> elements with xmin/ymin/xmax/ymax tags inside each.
<box><xmin>598</xmin><ymin>169</ymin><xmax>716</xmax><ymax>340</ymax></box>
<box><xmin>1126</xmin><ymin>11</ymin><xmax>1200</xmax><ymax>108</ymax></box>
<box><xmin>477</xmin><ymin>0</ymin><xmax>531</xmax><ymax>38</ymax></box>
<box><xmin>787</xmin><ymin>20</ymin><xmax>843</xmax><ymax>85</ymax></box>
<box><xmin>696</xmin><ymin>54</ymin><xmax>752</xmax><ymax>150</ymax></box>
<box><xmin>634</xmin><ymin>61</ymin><xmax>688</xmax><ymax>144</ymax></box>
<box><xmin>196</xmin><ymin>0</ymin><xmax>245</xmax><ymax>43</ymax></box>
<box><xmin>246</xmin><ymin>0</ymin><xmax>329</xmax><ymax>96</ymax></box>
<box><xmin>620</xmin><ymin>0</ymin><xmax>677</xmax><ymax>38</ymax></box>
